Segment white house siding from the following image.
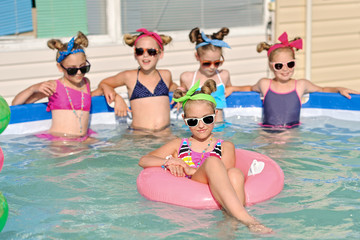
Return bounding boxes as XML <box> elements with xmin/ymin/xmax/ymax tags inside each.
<box><xmin>275</xmin><ymin>0</ymin><xmax>360</xmax><ymax>91</ymax></box>
<box><xmin>0</xmin><ymin>34</ymin><xmax>268</xmax><ymax>104</ymax></box>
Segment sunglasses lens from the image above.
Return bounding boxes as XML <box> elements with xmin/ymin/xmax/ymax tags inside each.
<box><xmin>135</xmin><ymin>48</ymin><xmax>144</xmax><ymax>56</ymax></box>
<box><xmin>274</xmin><ymin>63</ymin><xmax>283</xmax><ymax>70</ymax></box>
<box><xmin>67</xmin><ymin>68</ymin><xmax>78</xmax><ymax>76</ymax></box>
<box><xmin>203</xmin><ymin>115</ymin><xmax>215</xmax><ymax>125</ymax></box>
<box><xmin>79</xmin><ymin>65</ymin><xmax>90</xmax><ymax>74</ymax></box>
<box><xmin>202</xmin><ymin>62</ymin><xmax>211</xmax><ymax>67</ymax></box>
<box><xmin>186</xmin><ymin>119</ymin><xmax>198</xmax><ymax>127</ymax></box>
<box><xmin>214</xmin><ymin>61</ymin><xmax>222</xmax><ymax>68</ymax></box>
<box><xmin>287</xmin><ymin>61</ymin><xmax>295</xmax><ymax>68</ymax></box>
<box><xmin>147</xmin><ymin>49</ymin><xmax>158</xmax><ymax>56</ymax></box>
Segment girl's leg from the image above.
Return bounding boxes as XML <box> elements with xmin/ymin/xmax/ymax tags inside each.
<box><xmin>192</xmin><ymin>157</ymin><xmax>272</xmax><ymax>233</ymax></box>
<box><xmin>227</xmin><ymin>168</ymin><xmax>246</xmax><ymax>206</ymax></box>
<box><xmin>191</xmin><ymin>157</ymin><xmax>254</xmax><ymax>224</ymax></box>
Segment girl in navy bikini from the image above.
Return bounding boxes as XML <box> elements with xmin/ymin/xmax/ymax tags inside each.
<box><xmin>228</xmin><ymin>32</ymin><xmax>360</xmax><ymax>128</ymax></box>
<box><xmin>93</xmin><ymin>28</ymin><xmax>178</xmax><ymax>132</ymax></box>
<box><xmin>12</xmin><ymin>32</ymin><xmax>93</xmax><ymax>141</ymax></box>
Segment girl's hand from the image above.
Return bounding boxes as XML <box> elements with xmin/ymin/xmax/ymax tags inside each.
<box><xmin>166</xmin><ymin>164</ymin><xmax>186</xmax><ymax>177</ymax></box>
<box><xmin>114</xmin><ymin>94</ymin><xmax>131</xmax><ymax>117</ymax></box>
<box><xmin>165</xmin><ymin>157</ymin><xmax>196</xmax><ymax>177</ymax></box>
<box><xmin>102</xmin><ymin>85</ymin><xmax>117</xmax><ymax>104</ymax></box>
<box><xmin>338</xmin><ymin>87</ymin><xmax>360</xmax><ymax>99</ymax></box>
<box><xmin>37</xmin><ymin>81</ymin><xmax>56</xmax><ymax>97</ymax></box>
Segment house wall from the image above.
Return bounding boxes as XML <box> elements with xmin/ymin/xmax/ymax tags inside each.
<box><xmin>275</xmin><ymin>0</ymin><xmax>360</xmax><ymax>90</ymax></box>
<box><xmin>0</xmin><ymin>34</ymin><xmax>268</xmax><ymax>104</ymax></box>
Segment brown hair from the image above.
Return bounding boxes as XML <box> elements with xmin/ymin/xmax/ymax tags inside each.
<box><xmin>174</xmin><ymin>79</ymin><xmax>217</xmax><ymax>115</ymax></box>
<box><xmin>257</xmin><ymin>36</ymin><xmax>302</xmax><ymax>61</ymax></box>
<box><xmin>47</xmin><ymin>31</ymin><xmax>88</xmax><ymax>62</ymax></box>
<box><xmin>123</xmin><ymin>32</ymin><xmax>172</xmax><ymax>48</ymax></box>
<box><xmin>189</xmin><ymin>27</ymin><xmax>229</xmax><ymax>55</ymax></box>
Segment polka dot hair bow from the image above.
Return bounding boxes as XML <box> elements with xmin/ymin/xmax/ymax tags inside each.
<box><xmin>57</xmin><ymin>37</ymin><xmax>85</xmax><ymax>63</ymax></box>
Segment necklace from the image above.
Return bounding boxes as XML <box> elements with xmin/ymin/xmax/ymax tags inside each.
<box><xmin>188</xmin><ymin>135</ymin><xmax>213</xmax><ymax>168</ymax></box>
<box><xmin>63</xmin><ymin>79</ymin><xmax>84</xmax><ymax>134</ymax></box>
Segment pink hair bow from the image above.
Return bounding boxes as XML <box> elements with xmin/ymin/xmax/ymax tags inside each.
<box><xmin>134</xmin><ymin>28</ymin><xmax>164</xmax><ymax>50</ymax></box>
<box><xmin>267</xmin><ymin>32</ymin><xmax>303</xmax><ymax>57</ymax></box>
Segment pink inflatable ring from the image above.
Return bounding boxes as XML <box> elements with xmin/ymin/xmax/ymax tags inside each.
<box><xmin>137</xmin><ymin>149</ymin><xmax>284</xmax><ymax>209</ymax></box>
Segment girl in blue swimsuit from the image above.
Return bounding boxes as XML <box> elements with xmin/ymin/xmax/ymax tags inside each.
<box><xmin>93</xmin><ymin>28</ymin><xmax>178</xmax><ymax>132</ymax></box>
<box><xmin>180</xmin><ymin>27</ymin><xmax>239</xmax><ymax>122</ymax></box>
<box><xmin>139</xmin><ymin>79</ymin><xmax>272</xmax><ymax>234</ymax></box>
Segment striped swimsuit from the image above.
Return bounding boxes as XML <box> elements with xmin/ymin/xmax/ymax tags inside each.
<box><xmin>178</xmin><ymin>138</ymin><xmax>223</xmax><ymax>168</ymax></box>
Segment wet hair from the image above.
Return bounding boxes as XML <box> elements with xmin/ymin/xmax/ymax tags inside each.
<box><xmin>47</xmin><ymin>31</ymin><xmax>88</xmax><ymax>62</ymax></box>
<box><xmin>257</xmin><ymin>36</ymin><xmax>302</xmax><ymax>61</ymax></box>
<box><xmin>123</xmin><ymin>32</ymin><xmax>172</xmax><ymax>49</ymax></box>
<box><xmin>189</xmin><ymin>27</ymin><xmax>229</xmax><ymax>55</ymax></box>
<box><xmin>174</xmin><ymin>79</ymin><xmax>217</xmax><ymax>116</ymax></box>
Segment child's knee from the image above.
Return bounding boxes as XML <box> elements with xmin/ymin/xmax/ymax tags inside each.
<box><xmin>227</xmin><ymin>168</ymin><xmax>245</xmax><ymax>185</ymax></box>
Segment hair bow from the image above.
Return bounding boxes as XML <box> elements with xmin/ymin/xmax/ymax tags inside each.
<box><xmin>134</xmin><ymin>28</ymin><xmax>164</xmax><ymax>50</ymax></box>
<box><xmin>172</xmin><ymin>80</ymin><xmax>217</xmax><ymax>109</ymax></box>
<box><xmin>57</xmin><ymin>37</ymin><xmax>85</xmax><ymax>63</ymax></box>
<box><xmin>267</xmin><ymin>32</ymin><xmax>303</xmax><ymax>57</ymax></box>
<box><xmin>195</xmin><ymin>32</ymin><xmax>231</xmax><ymax>49</ymax></box>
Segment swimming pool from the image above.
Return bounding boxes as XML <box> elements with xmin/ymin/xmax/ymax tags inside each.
<box><xmin>0</xmin><ymin>93</ymin><xmax>359</xmax><ymax>239</ymax></box>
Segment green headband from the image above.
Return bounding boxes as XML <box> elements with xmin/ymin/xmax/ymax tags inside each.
<box><xmin>173</xmin><ymin>80</ymin><xmax>217</xmax><ymax>109</ymax></box>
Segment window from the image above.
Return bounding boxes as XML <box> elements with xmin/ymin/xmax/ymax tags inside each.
<box><xmin>0</xmin><ymin>0</ymin><xmax>107</xmax><ymax>38</ymax></box>
<box><xmin>0</xmin><ymin>0</ymin><xmax>266</xmax><ymax>48</ymax></box>
<box><xmin>121</xmin><ymin>0</ymin><xmax>264</xmax><ymax>33</ymax></box>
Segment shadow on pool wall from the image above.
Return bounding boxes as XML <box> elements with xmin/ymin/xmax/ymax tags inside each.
<box><xmin>5</xmin><ymin>92</ymin><xmax>360</xmax><ymax>135</ymax></box>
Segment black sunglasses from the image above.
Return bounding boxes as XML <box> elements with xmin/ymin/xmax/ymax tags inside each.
<box><xmin>184</xmin><ymin>114</ymin><xmax>216</xmax><ymax>127</ymax></box>
<box><xmin>134</xmin><ymin>47</ymin><xmax>160</xmax><ymax>56</ymax></box>
<box><xmin>60</xmin><ymin>60</ymin><xmax>91</xmax><ymax>76</ymax></box>
<box><xmin>271</xmin><ymin>60</ymin><xmax>295</xmax><ymax>71</ymax></box>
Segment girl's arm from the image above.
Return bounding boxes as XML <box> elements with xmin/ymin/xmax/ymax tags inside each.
<box><xmin>12</xmin><ymin>80</ymin><xmax>56</xmax><ymax>105</ymax></box>
<box><xmin>225</xmin><ymin>85</ymin><xmax>253</xmax><ymax>97</ymax></box>
<box><xmin>251</xmin><ymin>78</ymin><xmax>269</xmax><ymax>95</ymax></box>
<box><xmin>302</xmin><ymin>79</ymin><xmax>360</xmax><ymax>99</ymax></box>
<box><xmin>164</xmin><ymin>70</ymin><xmax>178</xmax><ymax>92</ymax></box>
<box><xmin>99</xmin><ymin>71</ymin><xmax>131</xmax><ymax>116</ymax></box>
<box><xmin>138</xmin><ymin>138</ymin><xmax>181</xmax><ymax>168</ymax></box>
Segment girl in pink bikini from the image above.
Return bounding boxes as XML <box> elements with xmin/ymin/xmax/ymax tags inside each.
<box><xmin>12</xmin><ymin>32</ymin><xmax>93</xmax><ymax>141</ymax></box>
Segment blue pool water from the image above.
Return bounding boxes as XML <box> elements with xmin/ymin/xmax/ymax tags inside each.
<box><xmin>0</xmin><ymin>115</ymin><xmax>360</xmax><ymax>239</ymax></box>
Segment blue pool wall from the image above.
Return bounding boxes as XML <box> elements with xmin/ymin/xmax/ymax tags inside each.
<box><xmin>8</xmin><ymin>92</ymin><xmax>360</xmax><ymax>125</ymax></box>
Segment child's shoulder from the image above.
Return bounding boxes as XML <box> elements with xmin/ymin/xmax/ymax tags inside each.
<box><xmin>156</xmin><ymin>69</ymin><xmax>172</xmax><ymax>82</ymax></box>
<box><xmin>220</xmin><ymin>140</ymin><xmax>235</xmax><ymax>148</ymax></box>
<box><xmin>218</xmin><ymin>69</ymin><xmax>230</xmax><ymax>76</ymax></box>
<box><xmin>179</xmin><ymin>71</ymin><xmax>195</xmax><ymax>81</ymax></box>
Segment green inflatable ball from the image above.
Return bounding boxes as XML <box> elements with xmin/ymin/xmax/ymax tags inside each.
<box><xmin>0</xmin><ymin>96</ymin><xmax>10</xmax><ymax>134</ymax></box>
<box><xmin>0</xmin><ymin>192</ymin><xmax>8</xmax><ymax>232</ymax></box>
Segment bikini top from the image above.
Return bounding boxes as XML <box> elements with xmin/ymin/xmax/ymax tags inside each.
<box><xmin>129</xmin><ymin>69</ymin><xmax>169</xmax><ymax>101</ymax></box>
<box><xmin>47</xmin><ymin>78</ymin><xmax>91</xmax><ymax>112</ymax></box>
<box><xmin>262</xmin><ymin>80</ymin><xmax>301</xmax><ymax>128</ymax></box>
<box><xmin>178</xmin><ymin>138</ymin><xmax>223</xmax><ymax>168</ymax></box>
<box><xmin>191</xmin><ymin>70</ymin><xmax>227</xmax><ymax>109</ymax></box>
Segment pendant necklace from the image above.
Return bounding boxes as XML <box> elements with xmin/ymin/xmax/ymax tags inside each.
<box><xmin>63</xmin><ymin>79</ymin><xmax>84</xmax><ymax>134</ymax></box>
<box><xmin>188</xmin><ymin>135</ymin><xmax>213</xmax><ymax>168</ymax></box>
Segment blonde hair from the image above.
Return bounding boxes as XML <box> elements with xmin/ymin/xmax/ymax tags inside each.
<box><xmin>189</xmin><ymin>27</ymin><xmax>229</xmax><ymax>55</ymax></box>
<box><xmin>257</xmin><ymin>36</ymin><xmax>302</xmax><ymax>61</ymax></box>
<box><xmin>47</xmin><ymin>31</ymin><xmax>88</xmax><ymax>62</ymax></box>
<box><xmin>174</xmin><ymin>79</ymin><xmax>217</xmax><ymax>116</ymax></box>
<box><xmin>123</xmin><ymin>33</ymin><xmax>172</xmax><ymax>48</ymax></box>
